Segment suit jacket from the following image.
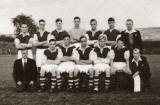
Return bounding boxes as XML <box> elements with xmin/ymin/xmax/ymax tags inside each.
<box><xmin>129</xmin><ymin>56</ymin><xmax>151</xmax><ymax>79</ymax></box>
<box><xmin>121</xmin><ymin>30</ymin><xmax>143</xmax><ymax>53</ymax></box>
<box><xmin>13</xmin><ymin>58</ymin><xmax>37</xmax><ymax>83</ymax></box>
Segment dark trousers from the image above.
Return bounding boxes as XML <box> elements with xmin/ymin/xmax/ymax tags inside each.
<box><xmin>140</xmin><ymin>74</ymin><xmax>151</xmax><ymax>90</ymax></box>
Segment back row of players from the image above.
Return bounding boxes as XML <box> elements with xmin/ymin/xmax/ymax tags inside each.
<box><xmin>14</xmin><ymin>17</ymin><xmax>149</xmax><ymax>93</ymax></box>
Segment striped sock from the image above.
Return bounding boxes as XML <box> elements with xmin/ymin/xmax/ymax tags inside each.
<box><xmin>74</xmin><ymin>77</ymin><xmax>79</xmax><ymax>89</ymax></box>
<box><xmin>51</xmin><ymin>76</ymin><xmax>56</xmax><ymax>89</ymax></box>
<box><xmin>94</xmin><ymin>76</ymin><xmax>99</xmax><ymax>90</ymax></box>
<box><xmin>40</xmin><ymin>76</ymin><xmax>46</xmax><ymax>89</ymax></box>
<box><xmin>57</xmin><ymin>77</ymin><xmax>62</xmax><ymax>89</ymax></box>
<box><xmin>89</xmin><ymin>77</ymin><xmax>94</xmax><ymax>88</ymax></box>
<box><xmin>105</xmin><ymin>77</ymin><xmax>110</xmax><ymax>90</ymax></box>
<box><xmin>68</xmin><ymin>77</ymin><xmax>74</xmax><ymax>89</ymax></box>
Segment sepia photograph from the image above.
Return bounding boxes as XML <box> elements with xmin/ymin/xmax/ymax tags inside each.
<box><xmin>0</xmin><ymin>0</ymin><xmax>160</xmax><ymax>105</ymax></box>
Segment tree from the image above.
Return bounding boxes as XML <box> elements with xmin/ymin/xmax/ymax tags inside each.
<box><xmin>12</xmin><ymin>13</ymin><xmax>38</xmax><ymax>37</ymax></box>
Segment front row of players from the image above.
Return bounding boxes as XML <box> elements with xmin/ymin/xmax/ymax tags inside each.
<box><xmin>13</xmin><ymin>34</ymin><xmax>151</xmax><ymax>93</ymax></box>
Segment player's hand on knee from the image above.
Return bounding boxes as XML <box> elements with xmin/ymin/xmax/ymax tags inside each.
<box><xmin>127</xmin><ymin>68</ymin><xmax>132</xmax><ymax>75</ymax></box>
<box><xmin>17</xmin><ymin>81</ymin><xmax>22</xmax><ymax>85</ymax></box>
<box><xmin>94</xmin><ymin>42</ymin><xmax>98</xmax><ymax>47</ymax></box>
<box><xmin>132</xmin><ymin>71</ymin><xmax>139</xmax><ymax>78</ymax></box>
<box><xmin>29</xmin><ymin>81</ymin><xmax>34</xmax><ymax>85</ymax></box>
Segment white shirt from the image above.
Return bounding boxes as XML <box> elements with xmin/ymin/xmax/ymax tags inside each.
<box><xmin>33</xmin><ymin>31</ymin><xmax>54</xmax><ymax>43</ymax></box>
<box><xmin>69</xmin><ymin>27</ymin><xmax>86</xmax><ymax>40</ymax></box>
<box><xmin>74</xmin><ymin>46</ymin><xmax>93</xmax><ymax>61</ymax></box>
<box><xmin>22</xmin><ymin>58</ymin><xmax>27</xmax><ymax>67</ymax></box>
<box><xmin>39</xmin><ymin>30</ymin><xmax>45</xmax><ymax>37</ymax></box>
<box><xmin>14</xmin><ymin>33</ymin><xmax>33</xmax><ymax>47</ymax></box>
<box><xmin>113</xmin><ymin>46</ymin><xmax>130</xmax><ymax>59</ymax></box>
<box><xmin>132</xmin><ymin>57</ymin><xmax>142</xmax><ymax>66</ymax></box>
<box><xmin>59</xmin><ymin>44</ymin><xmax>78</xmax><ymax>61</ymax></box>
<box><xmin>90</xmin><ymin>46</ymin><xmax>115</xmax><ymax>64</ymax></box>
<box><xmin>43</xmin><ymin>47</ymin><xmax>63</xmax><ymax>62</ymax></box>
<box><xmin>125</xmin><ymin>29</ymin><xmax>136</xmax><ymax>34</ymax></box>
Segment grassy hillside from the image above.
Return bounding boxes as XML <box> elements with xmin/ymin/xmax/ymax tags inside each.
<box><xmin>139</xmin><ymin>27</ymin><xmax>160</xmax><ymax>41</ymax></box>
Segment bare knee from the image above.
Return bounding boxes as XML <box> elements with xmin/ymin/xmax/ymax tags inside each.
<box><xmin>89</xmin><ymin>69</ymin><xmax>94</xmax><ymax>77</ymax></box>
<box><xmin>69</xmin><ymin>71</ymin><xmax>73</xmax><ymax>77</ymax></box>
<box><xmin>94</xmin><ymin>70</ymin><xmax>99</xmax><ymax>76</ymax></box>
<box><xmin>74</xmin><ymin>69</ymin><xmax>79</xmax><ymax>77</ymax></box>
<box><xmin>51</xmin><ymin>69</ymin><xmax>56</xmax><ymax>76</ymax></box>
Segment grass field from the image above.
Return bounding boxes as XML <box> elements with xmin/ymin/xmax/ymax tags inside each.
<box><xmin>0</xmin><ymin>55</ymin><xmax>160</xmax><ymax>105</ymax></box>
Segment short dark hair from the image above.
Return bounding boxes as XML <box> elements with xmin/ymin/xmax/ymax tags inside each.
<box><xmin>55</xmin><ymin>18</ymin><xmax>62</xmax><ymax>23</ymax></box>
<box><xmin>117</xmin><ymin>37</ymin><xmax>124</xmax><ymax>43</ymax></box>
<box><xmin>63</xmin><ymin>34</ymin><xmax>70</xmax><ymax>39</ymax></box>
<box><xmin>90</xmin><ymin>19</ymin><xmax>97</xmax><ymax>24</ymax></box>
<box><xmin>39</xmin><ymin>19</ymin><xmax>45</xmax><ymax>23</ymax></box>
<box><xmin>126</xmin><ymin>19</ymin><xmax>133</xmax><ymax>24</ymax></box>
<box><xmin>79</xmin><ymin>35</ymin><xmax>87</xmax><ymax>41</ymax></box>
<box><xmin>108</xmin><ymin>17</ymin><xmax>115</xmax><ymax>22</ymax></box>
<box><xmin>49</xmin><ymin>39</ymin><xmax>56</xmax><ymax>43</ymax></box>
<box><xmin>74</xmin><ymin>16</ymin><xmax>80</xmax><ymax>20</ymax></box>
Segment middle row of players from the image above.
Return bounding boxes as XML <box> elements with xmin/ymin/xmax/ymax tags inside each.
<box><xmin>38</xmin><ymin>34</ymin><xmax>131</xmax><ymax>92</ymax></box>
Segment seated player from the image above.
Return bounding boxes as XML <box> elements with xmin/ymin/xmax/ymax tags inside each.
<box><xmin>39</xmin><ymin>39</ymin><xmax>62</xmax><ymax>93</ymax></box>
<box><xmin>33</xmin><ymin>19</ymin><xmax>54</xmax><ymax>72</ymax></box>
<box><xmin>75</xmin><ymin>36</ymin><xmax>94</xmax><ymax>91</ymax></box>
<box><xmin>13</xmin><ymin>49</ymin><xmax>37</xmax><ymax>92</ymax></box>
<box><xmin>130</xmin><ymin>48</ymin><xmax>151</xmax><ymax>93</ymax></box>
<box><xmin>111</xmin><ymin>38</ymin><xmax>131</xmax><ymax>74</ymax></box>
<box><xmin>110</xmin><ymin>38</ymin><xmax>131</xmax><ymax>90</ymax></box>
<box><xmin>57</xmin><ymin>34</ymin><xmax>78</xmax><ymax>92</ymax></box>
<box><xmin>91</xmin><ymin>34</ymin><xmax>114</xmax><ymax>92</ymax></box>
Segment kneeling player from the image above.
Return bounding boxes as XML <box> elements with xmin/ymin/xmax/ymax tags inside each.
<box><xmin>75</xmin><ymin>36</ymin><xmax>94</xmax><ymax>91</ymax></box>
<box><xmin>57</xmin><ymin>34</ymin><xmax>78</xmax><ymax>91</ymax></box>
<box><xmin>39</xmin><ymin>39</ymin><xmax>62</xmax><ymax>92</ymax></box>
<box><xmin>130</xmin><ymin>48</ymin><xmax>151</xmax><ymax>92</ymax></box>
<box><xmin>91</xmin><ymin>34</ymin><xmax>114</xmax><ymax>92</ymax></box>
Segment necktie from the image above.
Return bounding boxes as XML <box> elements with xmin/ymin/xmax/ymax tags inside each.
<box><xmin>23</xmin><ymin>59</ymin><xmax>27</xmax><ymax>72</ymax></box>
<box><xmin>129</xmin><ymin>34</ymin><xmax>134</xmax><ymax>49</ymax></box>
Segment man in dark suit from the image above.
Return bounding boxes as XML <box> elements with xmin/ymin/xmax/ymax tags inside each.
<box><xmin>120</xmin><ymin>19</ymin><xmax>143</xmax><ymax>54</ymax></box>
<box><xmin>13</xmin><ymin>49</ymin><xmax>37</xmax><ymax>92</ymax></box>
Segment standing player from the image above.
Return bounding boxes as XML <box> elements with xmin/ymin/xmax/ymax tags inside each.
<box><xmin>39</xmin><ymin>39</ymin><xmax>62</xmax><ymax>93</ymax></box>
<box><xmin>69</xmin><ymin>16</ymin><xmax>86</xmax><ymax>47</ymax></box>
<box><xmin>51</xmin><ymin>18</ymin><xmax>68</xmax><ymax>45</ymax></box>
<box><xmin>120</xmin><ymin>19</ymin><xmax>143</xmax><ymax>54</ymax></box>
<box><xmin>14</xmin><ymin>23</ymin><xmax>33</xmax><ymax>59</ymax></box>
<box><xmin>33</xmin><ymin>19</ymin><xmax>54</xmax><ymax>72</ymax></box>
<box><xmin>75</xmin><ymin>36</ymin><xmax>94</xmax><ymax>91</ymax></box>
<box><xmin>57</xmin><ymin>34</ymin><xmax>78</xmax><ymax>92</ymax></box>
<box><xmin>103</xmin><ymin>17</ymin><xmax>121</xmax><ymax>46</ymax></box>
<box><xmin>85</xmin><ymin>19</ymin><xmax>102</xmax><ymax>47</ymax></box>
<box><xmin>91</xmin><ymin>34</ymin><xmax>114</xmax><ymax>92</ymax></box>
